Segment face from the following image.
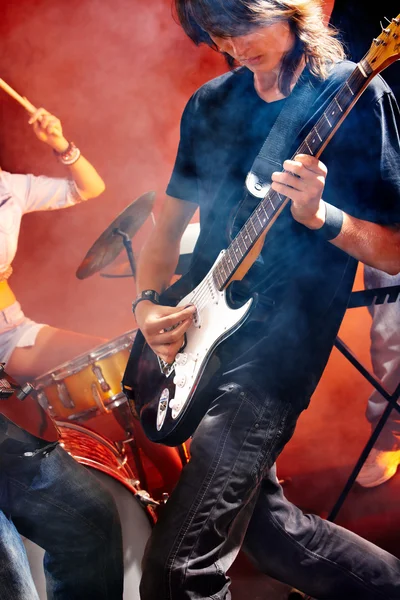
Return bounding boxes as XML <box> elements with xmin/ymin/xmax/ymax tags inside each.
<box><xmin>209</xmin><ymin>21</ymin><xmax>294</xmax><ymax>73</ymax></box>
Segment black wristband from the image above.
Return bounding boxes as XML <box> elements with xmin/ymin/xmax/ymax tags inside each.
<box><xmin>132</xmin><ymin>290</ymin><xmax>160</xmax><ymax>315</ymax></box>
<box><xmin>314</xmin><ymin>202</ymin><xmax>344</xmax><ymax>241</ymax></box>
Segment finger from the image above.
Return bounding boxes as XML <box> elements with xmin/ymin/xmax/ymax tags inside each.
<box><xmin>271</xmin><ymin>180</ymin><xmax>299</xmax><ymax>201</ymax></box>
<box><xmin>44</xmin><ymin>119</ymin><xmax>61</xmax><ymax>135</ymax></box>
<box><xmin>152</xmin><ymin>318</ymin><xmax>192</xmax><ymax>344</ymax></box>
<box><xmin>28</xmin><ymin>107</ymin><xmax>49</xmax><ymax>125</ymax></box>
<box><xmin>271</xmin><ymin>170</ymin><xmax>303</xmax><ymax>191</ymax></box>
<box><xmin>155</xmin><ymin>306</ymin><xmax>196</xmax><ymax>331</ymax></box>
<box><xmin>292</xmin><ymin>154</ymin><xmax>328</xmax><ymax>176</ymax></box>
<box><xmin>37</xmin><ymin>115</ymin><xmax>55</xmax><ymax>129</ymax></box>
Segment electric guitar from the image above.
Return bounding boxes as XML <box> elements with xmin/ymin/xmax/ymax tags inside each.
<box><xmin>0</xmin><ymin>364</ymin><xmax>60</xmax><ymax>443</ymax></box>
<box><xmin>122</xmin><ymin>15</ymin><xmax>400</xmax><ymax>447</ymax></box>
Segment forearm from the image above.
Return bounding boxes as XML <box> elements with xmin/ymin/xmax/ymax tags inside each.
<box><xmin>330</xmin><ymin>212</ymin><xmax>400</xmax><ymax>275</ymax></box>
<box><xmin>136</xmin><ymin>232</ymin><xmax>181</xmax><ymax>296</ymax></box>
<box><xmin>64</xmin><ymin>153</ymin><xmax>105</xmax><ymax>199</ymax></box>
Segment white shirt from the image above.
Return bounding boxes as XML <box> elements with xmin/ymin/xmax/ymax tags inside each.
<box><xmin>0</xmin><ymin>171</ymin><xmax>84</xmax><ymax>275</ymax></box>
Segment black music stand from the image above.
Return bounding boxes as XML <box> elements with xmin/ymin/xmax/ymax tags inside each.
<box><xmin>288</xmin><ymin>283</ymin><xmax>400</xmax><ymax>600</ymax></box>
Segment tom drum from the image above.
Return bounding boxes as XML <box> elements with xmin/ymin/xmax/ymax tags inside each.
<box><xmin>33</xmin><ymin>330</ymin><xmax>137</xmax><ymax>422</ymax></box>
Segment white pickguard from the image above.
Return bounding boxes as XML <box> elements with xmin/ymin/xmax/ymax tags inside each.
<box><xmin>156</xmin><ymin>251</ymin><xmax>253</xmax><ymax>430</ymax></box>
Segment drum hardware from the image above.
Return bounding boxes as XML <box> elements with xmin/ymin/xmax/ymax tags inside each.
<box><xmin>101</xmin><ymin>221</ymin><xmax>201</xmax><ymax>279</ymax></box>
<box><xmin>32</xmin><ymin>330</ymin><xmax>187</xmax><ymax>500</ymax></box>
<box><xmin>0</xmin><ymin>363</ymin><xmax>34</xmax><ymax>400</ymax></box>
<box><xmin>76</xmin><ymin>191</ymin><xmax>155</xmax><ymax>280</ymax></box>
<box><xmin>56</xmin><ymin>380</ymin><xmax>75</xmax><ymax>409</ymax></box>
<box><xmin>33</xmin><ymin>330</ymin><xmax>137</xmax><ymax>422</ymax></box>
<box><xmin>115</xmin><ymin>403</ymin><xmax>151</xmax><ymax>493</ymax></box>
<box><xmin>0</xmin><ymin>365</ymin><xmax>60</xmax><ymax>442</ymax></box>
<box><xmin>135</xmin><ymin>488</ymin><xmax>160</xmax><ymax>508</ymax></box>
<box><xmin>23</xmin><ymin>421</ymin><xmax>157</xmax><ymax>600</ymax></box>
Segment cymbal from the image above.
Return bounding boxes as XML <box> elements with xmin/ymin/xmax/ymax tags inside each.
<box><xmin>76</xmin><ymin>191</ymin><xmax>155</xmax><ymax>280</ymax></box>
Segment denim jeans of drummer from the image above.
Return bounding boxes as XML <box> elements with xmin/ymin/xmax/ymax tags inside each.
<box><xmin>0</xmin><ymin>443</ymin><xmax>123</xmax><ymax>600</ymax></box>
<box><xmin>140</xmin><ymin>380</ymin><xmax>400</xmax><ymax>600</ymax></box>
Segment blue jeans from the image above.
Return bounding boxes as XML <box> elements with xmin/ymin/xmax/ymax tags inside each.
<box><xmin>140</xmin><ymin>381</ymin><xmax>400</xmax><ymax>599</ymax></box>
<box><xmin>0</xmin><ymin>444</ymin><xmax>123</xmax><ymax>599</ymax></box>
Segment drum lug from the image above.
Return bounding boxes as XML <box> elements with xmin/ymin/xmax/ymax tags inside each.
<box><xmin>135</xmin><ymin>489</ymin><xmax>160</xmax><ymax>508</ymax></box>
<box><xmin>36</xmin><ymin>389</ymin><xmax>56</xmax><ymax>418</ymax></box>
<box><xmin>91</xmin><ymin>364</ymin><xmax>111</xmax><ymax>393</ymax></box>
<box><xmin>56</xmin><ymin>382</ymin><xmax>75</xmax><ymax>409</ymax></box>
<box><xmin>91</xmin><ymin>383</ymin><xmax>111</xmax><ymax>414</ymax></box>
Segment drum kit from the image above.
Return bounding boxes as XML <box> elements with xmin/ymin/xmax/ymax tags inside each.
<box><xmin>0</xmin><ymin>76</ymin><xmax>200</xmax><ymax>598</ymax></box>
<box><xmin>19</xmin><ymin>191</ymin><xmax>198</xmax><ymax>599</ymax></box>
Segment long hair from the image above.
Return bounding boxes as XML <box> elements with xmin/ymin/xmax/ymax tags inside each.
<box><xmin>174</xmin><ymin>0</ymin><xmax>345</xmax><ymax>96</ymax></box>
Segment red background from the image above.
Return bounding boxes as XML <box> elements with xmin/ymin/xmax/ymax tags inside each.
<box><xmin>1</xmin><ymin>0</ymin><xmax>398</xmax><ymax>561</ymax></box>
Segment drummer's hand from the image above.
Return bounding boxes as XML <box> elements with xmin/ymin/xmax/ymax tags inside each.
<box><xmin>28</xmin><ymin>108</ymin><xmax>69</xmax><ymax>153</ymax></box>
<box><xmin>135</xmin><ymin>302</ymin><xmax>197</xmax><ymax>364</ymax></box>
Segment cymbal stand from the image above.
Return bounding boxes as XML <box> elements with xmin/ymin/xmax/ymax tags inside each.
<box><xmin>112</xmin><ymin>228</ymin><xmax>136</xmax><ymax>278</ymax></box>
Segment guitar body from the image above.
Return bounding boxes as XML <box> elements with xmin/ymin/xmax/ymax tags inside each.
<box><xmin>123</xmin><ymin>252</ymin><xmax>254</xmax><ymax>446</ymax></box>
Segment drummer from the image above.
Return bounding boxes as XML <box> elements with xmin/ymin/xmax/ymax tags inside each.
<box><xmin>1</xmin><ymin>107</ymin><xmax>108</xmax><ymax>384</ymax></box>
<box><xmin>0</xmin><ymin>107</ymin><xmax>124</xmax><ymax>599</ymax></box>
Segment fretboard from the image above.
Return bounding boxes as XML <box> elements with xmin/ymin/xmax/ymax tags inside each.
<box><xmin>212</xmin><ymin>59</ymin><xmax>374</xmax><ymax>292</ymax></box>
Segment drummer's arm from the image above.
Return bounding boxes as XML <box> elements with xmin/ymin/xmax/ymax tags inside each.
<box><xmin>29</xmin><ymin>107</ymin><xmax>105</xmax><ymax>200</ymax></box>
<box><xmin>136</xmin><ymin>195</ymin><xmax>197</xmax><ymax>295</ymax></box>
<box><xmin>60</xmin><ymin>154</ymin><xmax>105</xmax><ymax>200</ymax></box>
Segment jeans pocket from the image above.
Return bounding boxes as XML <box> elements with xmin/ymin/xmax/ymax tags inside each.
<box><xmin>250</xmin><ymin>399</ymin><xmax>298</xmax><ymax>485</ymax></box>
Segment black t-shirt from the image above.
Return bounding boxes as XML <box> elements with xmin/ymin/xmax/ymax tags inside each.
<box><xmin>166</xmin><ymin>62</ymin><xmax>400</xmax><ymax>399</ymax></box>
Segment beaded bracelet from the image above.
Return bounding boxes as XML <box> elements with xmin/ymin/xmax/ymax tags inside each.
<box><xmin>54</xmin><ymin>141</ymin><xmax>81</xmax><ymax>166</ymax></box>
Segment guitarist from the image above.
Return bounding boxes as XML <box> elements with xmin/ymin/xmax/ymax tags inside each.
<box><xmin>0</xmin><ymin>109</ymin><xmax>124</xmax><ymax>598</ymax></box>
<box><xmin>329</xmin><ymin>0</ymin><xmax>400</xmax><ymax>489</ymax></box>
<box><xmin>134</xmin><ymin>1</ymin><xmax>400</xmax><ymax>599</ymax></box>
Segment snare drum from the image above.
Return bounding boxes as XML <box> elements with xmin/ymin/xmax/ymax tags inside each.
<box><xmin>34</xmin><ymin>330</ymin><xmax>137</xmax><ymax>421</ymax></box>
<box><xmin>22</xmin><ymin>422</ymin><xmax>156</xmax><ymax>600</ymax></box>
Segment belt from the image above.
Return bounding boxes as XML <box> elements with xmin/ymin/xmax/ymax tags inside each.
<box><xmin>0</xmin><ymin>280</ymin><xmax>16</xmax><ymax>311</ymax></box>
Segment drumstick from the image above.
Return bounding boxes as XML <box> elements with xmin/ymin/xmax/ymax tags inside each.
<box><xmin>0</xmin><ymin>78</ymin><xmax>37</xmax><ymax>114</ymax></box>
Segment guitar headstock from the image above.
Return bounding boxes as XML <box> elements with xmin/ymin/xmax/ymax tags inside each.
<box><xmin>362</xmin><ymin>14</ymin><xmax>400</xmax><ymax>75</ymax></box>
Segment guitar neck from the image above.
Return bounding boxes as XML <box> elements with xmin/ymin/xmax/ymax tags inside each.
<box><xmin>211</xmin><ymin>15</ymin><xmax>400</xmax><ymax>291</ymax></box>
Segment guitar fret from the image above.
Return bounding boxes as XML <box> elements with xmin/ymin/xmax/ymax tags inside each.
<box><xmin>220</xmin><ymin>260</ymin><xmax>229</xmax><ymax>280</ymax></box>
<box><xmin>345</xmin><ymin>80</ymin><xmax>355</xmax><ymax>96</ymax></box>
<box><xmin>233</xmin><ymin>240</ymin><xmax>243</xmax><ymax>258</ymax></box>
<box><xmin>237</xmin><ymin>233</ymin><xmax>247</xmax><ymax>255</ymax></box>
<box><xmin>250</xmin><ymin>218</ymin><xmax>258</xmax><ymax>236</ymax></box>
<box><xmin>260</xmin><ymin>202</ymin><xmax>270</xmax><ymax>221</ymax></box>
<box><xmin>313</xmin><ymin>126</ymin><xmax>322</xmax><ymax>142</ymax></box>
<box><xmin>257</xmin><ymin>206</ymin><xmax>268</xmax><ymax>227</ymax></box>
<box><xmin>334</xmin><ymin>97</ymin><xmax>343</xmax><ymax>113</ymax></box>
<box><xmin>212</xmin><ymin>266</ymin><xmax>221</xmax><ymax>288</ymax></box>
<box><xmin>304</xmin><ymin>138</ymin><xmax>313</xmax><ymax>154</ymax></box>
<box><xmin>323</xmin><ymin>112</ymin><xmax>332</xmax><ymax>128</ymax></box>
<box><xmin>242</xmin><ymin>222</ymin><xmax>253</xmax><ymax>247</ymax></box>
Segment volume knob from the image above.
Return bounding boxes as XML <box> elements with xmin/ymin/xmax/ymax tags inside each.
<box><xmin>173</xmin><ymin>374</ymin><xmax>186</xmax><ymax>388</ymax></box>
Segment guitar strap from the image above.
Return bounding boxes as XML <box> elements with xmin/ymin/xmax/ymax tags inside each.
<box><xmin>246</xmin><ymin>71</ymin><xmax>320</xmax><ymax>199</ymax></box>
<box><xmin>194</xmin><ymin>70</ymin><xmax>321</xmax><ymax>270</ymax></box>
